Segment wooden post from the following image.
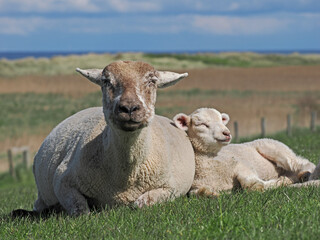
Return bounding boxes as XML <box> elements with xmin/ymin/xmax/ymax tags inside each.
<box><xmin>261</xmin><ymin>118</ymin><xmax>266</xmax><ymax>137</ymax></box>
<box><xmin>8</xmin><ymin>149</ymin><xmax>16</xmax><ymax>178</ymax></box>
<box><xmin>233</xmin><ymin>121</ymin><xmax>239</xmax><ymax>142</ymax></box>
<box><xmin>287</xmin><ymin>114</ymin><xmax>292</xmax><ymax>137</ymax></box>
<box><xmin>22</xmin><ymin>148</ymin><xmax>29</xmax><ymax>168</ymax></box>
<box><xmin>311</xmin><ymin>111</ymin><xmax>317</xmax><ymax>132</ymax></box>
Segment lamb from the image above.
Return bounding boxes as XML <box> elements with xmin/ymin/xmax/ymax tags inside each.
<box><xmin>173</xmin><ymin>108</ymin><xmax>318</xmax><ymax>196</ymax></box>
<box><xmin>31</xmin><ymin>61</ymin><xmax>195</xmax><ymax>216</ymax></box>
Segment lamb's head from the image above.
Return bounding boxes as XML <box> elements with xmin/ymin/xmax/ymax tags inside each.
<box><xmin>76</xmin><ymin>61</ymin><xmax>188</xmax><ymax>132</ymax></box>
<box><xmin>174</xmin><ymin>108</ymin><xmax>231</xmax><ymax>154</ymax></box>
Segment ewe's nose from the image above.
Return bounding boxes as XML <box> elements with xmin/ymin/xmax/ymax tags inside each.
<box><xmin>118</xmin><ymin>104</ymin><xmax>140</xmax><ymax>115</ymax></box>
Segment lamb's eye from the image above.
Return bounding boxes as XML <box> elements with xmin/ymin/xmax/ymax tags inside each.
<box><xmin>195</xmin><ymin>123</ymin><xmax>209</xmax><ymax>128</ymax></box>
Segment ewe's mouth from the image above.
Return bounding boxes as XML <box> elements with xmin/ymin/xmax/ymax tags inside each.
<box><xmin>118</xmin><ymin>120</ymin><xmax>145</xmax><ymax>131</ymax></box>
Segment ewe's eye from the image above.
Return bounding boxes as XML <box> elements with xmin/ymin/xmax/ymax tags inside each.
<box><xmin>146</xmin><ymin>72</ymin><xmax>158</xmax><ymax>87</ymax></box>
<box><xmin>102</xmin><ymin>77</ymin><xmax>114</xmax><ymax>89</ymax></box>
<box><xmin>148</xmin><ymin>78</ymin><xmax>157</xmax><ymax>85</ymax></box>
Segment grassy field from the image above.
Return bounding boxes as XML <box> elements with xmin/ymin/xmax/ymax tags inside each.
<box><xmin>0</xmin><ymin>53</ymin><xmax>320</xmax><ymax>238</ymax></box>
<box><xmin>0</xmin><ymin>53</ymin><xmax>320</xmax><ymax>171</ymax></box>
<box><xmin>1</xmin><ymin>129</ymin><xmax>320</xmax><ymax>239</ymax></box>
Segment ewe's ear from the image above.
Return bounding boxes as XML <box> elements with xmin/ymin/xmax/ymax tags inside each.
<box><xmin>173</xmin><ymin>113</ymin><xmax>190</xmax><ymax>131</ymax></box>
<box><xmin>76</xmin><ymin>68</ymin><xmax>103</xmax><ymax>86</ymax></box>
<box><xmin>156</xmin><ymin>71</ymin><xmax>188</xmax><ymax>88</ymax></box>
<box><xmin>221</xmin><ymin>113</ymin><xmax>230</xmax><ymax>125</ymax></box>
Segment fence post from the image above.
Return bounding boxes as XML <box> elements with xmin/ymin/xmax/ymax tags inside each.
<box><xmin>8</xmin><ymin>149</ymin><xmax>16</xmax><ymax>178</ymax></box>
<box><xmin>311</xmin><ymin>111</ymin><xmax>317</xmax><ymax>132</ymax></box>
<box><xmin>22</xmin><ymin>148</ymin><xmax>30</xmax><ymax>169</ymax></box>
<box><xmin>261</xmin><ymin>117</ymin><xmax>266</xmax><ymax>137</ymax></box>
<box><xmin>233</xmin><ymin>121</ymin><xmax>239</xmax><ymax>142</ymax></box>
<box><xmin>287</xmin><ymin>114</ymin><xmax>292</xmax><ymax>137</ymax></box>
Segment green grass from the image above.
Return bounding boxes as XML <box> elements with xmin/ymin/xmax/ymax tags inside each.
<box><xmin>1</xmin><ymin>129</ymin><xmax>320</xmax><ymax>239</ymax></box>
<box><xmin>1</xmin><ymin>52</ymin><xmax>320</xmax><ymax>77</ymax></box>
<box><xmin>0</xmin><ymin>90</ymin><xmax>248</xmax><ymax>140</ymax></box>
<box><xmin>0</xmin><ymin>92</ymin><xmax>101</xmax><ymax>141</ymax></box>
<box><xmin>1</xmin><ymin>89</ymin><xmax>320</xmax><ymax>142</ymax></box>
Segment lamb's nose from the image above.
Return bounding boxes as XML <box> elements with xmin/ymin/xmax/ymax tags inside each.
<box><xmin>223</xmin><ymin>131</ymin><xmax>231</xmax><ymax>137</ymax></box>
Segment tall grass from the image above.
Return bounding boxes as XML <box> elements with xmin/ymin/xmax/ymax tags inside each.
<box><xmin>145</xmin><ymin>52</ymin><xmax>320</xmax><ymax>68</ymax></box>
<box><xmin>0</xmin><ymin>129</ymin><xmax>320</xmax><ymax>239</ymax></box>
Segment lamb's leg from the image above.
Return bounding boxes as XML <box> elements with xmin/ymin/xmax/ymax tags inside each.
<box><xmin>54</xmin><ymin>182</ymin><xmax>90</xmax><ymax>216</ymax></box>
<box><xmin>253</xmin><ymin>139</ymin><xmax>315</xmax><ymax>182</ymax></box>
<box><xmin>235</xmin><ymin>163</ymin><xmax>293</xmax><ymax>191</ymax></box>
<box><xmin>262</xmin><ymin>176</ymin><xmax>294</xmax><ymax>188</ymax></box>
<box><xmin>134</xmin><ymin>188</ymin><xmax>177</xmax><ymax>208</ymax></box>
<box><xmin>234</xmin><ymin>163</ymin><xmax>266</xmax><ymax>191</ymax></box>
<box><xmin>288</xmin><ymin>179</ymin><xmax>320</xmax><ymax>188</ymax></box>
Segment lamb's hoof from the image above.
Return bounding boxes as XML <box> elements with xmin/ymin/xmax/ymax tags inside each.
<box><xmin>277</xmin><ymin>176</ymin><xmax>294</xmax><ymax>186</ymax></box>
<box><xmin>250</xmin><ymin>182</ymin><xmax>265</xmax><ymax>192</ymax></box>
<box><xmin>298</xmin><ymin>171</ymin><xmax>311</xmax><ymax>183</ymax></box>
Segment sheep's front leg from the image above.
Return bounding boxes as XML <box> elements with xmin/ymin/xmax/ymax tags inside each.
<box><xmin>234</xmin><ymin>163</ymin><xmax>267</xmax><ymax>191</ymax></box>
<box><xmin>54</xmin><ymin>181</ymin><xmax>90</xmax><ymax>216</ymax></box>
<box><xmin>134</xmin><ymin>188</ymin><xmax>176</xmax><ymax>208</ymax></box>
<box><xmin>237</xmin><ymin>172</ymin><xmax>293</xmax><ymax>191</ymax></box>
<box><xmin>262</xmin><ymin>176</ymin><xmax>293</xmax><ymax>189</ymax></box>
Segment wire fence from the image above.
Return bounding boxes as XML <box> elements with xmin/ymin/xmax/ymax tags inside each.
<box><xmin>3</xmin><ymin>111</ymin><xmax>318</xmax><ymax>178</ymax></box>
<box><xmin>233</xmin><ymin>111</ymin><xmax>318</xmax><ymax>142</ymax></box>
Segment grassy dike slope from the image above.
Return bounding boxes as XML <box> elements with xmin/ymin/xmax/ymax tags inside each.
<box><xmin>1</xmin><ymin>52</ymin><xmax>320</xmax><ymax>78</ymax></box>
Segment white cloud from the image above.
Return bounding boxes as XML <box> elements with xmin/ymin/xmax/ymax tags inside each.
<box><xmin>0</xmin><ymin>17</ymin><xmax>45</xmax><ymax>35</ymax></box>
<box><xmin>108</xmin><ymin>0</ymin><xmax>161</xmax><ymax>13</ymax></box>
<box><xmin>68</xmin><ymin>15</ymin><xmax>191</xmax><ymax>34</ymax></box>
<box><xmin>0</xmin><ymin>0</ymin><xmax>319</xmax><ymax>14</ymax></box>
<box><xmin>192</xmin><ymin>15</ymin><xmax>291</xmax><ymax>35</ymax></box>
<box><xmin>0</xmin><ymin>12</ymin><xmax>319</xmax><ymax>36</ymax></box>
<box><xmin>0</xmin><ymin>0</ymin><xmax>161</xmax><ymax>13</ymax></box>
<box><xmin>0</xmin><ymin>0</ymin><xmax>99</xmax><ymax>12</ymax></box>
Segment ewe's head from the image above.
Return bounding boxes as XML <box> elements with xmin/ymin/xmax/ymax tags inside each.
<box><xmin>77</xmin><ymin>61</ymin><xmax>188</xmax><ymax>132</ymax></box>
<box><xmin>174</xmin><ymin>108</ymin><xmax>231</xmax><ymax>154</ymax></box>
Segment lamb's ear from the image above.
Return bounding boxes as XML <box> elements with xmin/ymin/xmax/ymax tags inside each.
<box><xmin>76</xmin><ymin>68</ymin><xmax>103</xmax><ymax>86</ymax></box>
<box><xmin>173</xmin><ymin>113</ymin><xmax>190</xmax><ymax>131</ymax></box>
<box><xmin>221</xmin><ymin>113</ymin><xmax>230</xmax><ymax>125</ymax></box>
<box><xmin>156</xmin><ymin>71</ymin><xmax>188</xmax><ymax>88</ymax></box>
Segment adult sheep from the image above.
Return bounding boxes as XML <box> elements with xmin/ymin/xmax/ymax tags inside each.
<box><xmin>32</xmin><ymin>61</ymin><xmax>195</xmax><ymax>216</ymax></box>
<box><xmin>173</xmin><ymin>108</ymin><xmax>319</xmax><ymax>196</ymax></box>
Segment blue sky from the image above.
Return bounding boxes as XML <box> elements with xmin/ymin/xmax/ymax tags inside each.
<box><xmin>0</xmin><ymin>0</ymin><xmax>319</xmax><ymax>52</ymax></box>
